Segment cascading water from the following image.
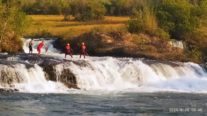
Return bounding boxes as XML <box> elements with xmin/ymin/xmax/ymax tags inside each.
<box><xmin>0</xmin><ymin>63</ymin><xmax>68</xmax><ymax>93</ymax></box>
<box><xmin>1</xmin><ymin>38</ymin><xmax>206</xmax><ymax>93</ymax></box>
<box><xmin>13</xmin><ymin>64</ymin><xmax>68</xmax><ymax>93</ymax></box>
<box><xmin>64</xmin><ymin>58</ymin><xmax>207</xmax><ymax>92</ymax></box>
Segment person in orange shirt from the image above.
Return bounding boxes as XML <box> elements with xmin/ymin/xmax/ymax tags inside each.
<box><xmin>65</xmin><ymin>43</ymin><xmax>73</xmax><ymax>58</ymax></box>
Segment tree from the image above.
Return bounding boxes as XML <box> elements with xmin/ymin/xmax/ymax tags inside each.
<box><xmin>128</xmin><ymin>7</ymin><xmax>158</xmax><ymax>33</ymax></box>
<box><xmin>0</xmin><ymin>1</ymin><xmax>30</xmax><ymax>52</ymax></box>
<box><xmin>70</xmin><ymin>0</ymin><xmax>106</xmax><ymax>21</ymax></box>
<box><xmin>156</xmin><ymin>0</ymin><xmax>198</xmax><ymax>40</ymax></box>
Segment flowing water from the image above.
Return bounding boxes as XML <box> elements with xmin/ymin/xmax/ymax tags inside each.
<box><xmin>0</xmin><ymin>92</ymin><xmax>206</xmax><ymax>115</ymax></box>
<box><xmin>0</xmin><ymin>39</ymin><xmax>206</xmax><ymax>115</ymax></box>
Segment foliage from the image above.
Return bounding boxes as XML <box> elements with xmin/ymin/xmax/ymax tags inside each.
<box><xmin>128</xmin><ymin>7</ymin><xmax>157</xmax><ymax>32</ymax></box>
<box><xmin>155</xmin><ymin>0</ymin><xmax>199</xmax><ymax>40</ymax></box>
<box><xmin>185</xmin><ymin>31</ymin><xmax>207</xmax><ymax>62</ymax></box>
<box><xmin>0</xmin><ymin>0</ymin><xmax>30</xmax><ymax>52</ymax></box>
<box><xmin>128</xmin><ymin>7</ymin><xmax>169</xmax><ymax>39</ymax></box>
<box><xmin>21</xmin><ymin>0</ymin><xmax>67</xmax><ymax>15</ymax></box>
<box><xmin>69</xmin><ymin>0</ymin><xmax>106</xmax><ymax>21</ymax></box>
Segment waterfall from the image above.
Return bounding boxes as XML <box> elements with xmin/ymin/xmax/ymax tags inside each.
<box><xmin>64</xmin><ymin>58</ymin><xmax>207</xmax><ymax>92</ymax></box>
<box><xmin>1</xmin><ymin>55</ymin><xmax>207</xmax><ymax>93</ymax></box>
<box><xmin>0</xmin><ymin>38</ymin><xmax>206</xmax><ymax>93</ymax></box>
<box><xmin>0</xmin><ymin>63</ymin><xmax>68</xmax><ymax>93</ymax></box>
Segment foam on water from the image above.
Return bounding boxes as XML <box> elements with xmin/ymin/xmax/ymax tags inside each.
<box><xmin>63</xmin><ymin>57</ymin><xmax>207</xmax><ymax>93</ymax></box>
<box><xmin>13</xmin><ymin>64</ymin><xmax>68</xmax><ymax>93</ymax></box>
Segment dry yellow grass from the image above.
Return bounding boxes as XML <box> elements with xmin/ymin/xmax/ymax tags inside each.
<box><xmin>25</xmin><ymin>15</ymin><xmax>129</xmax><ymax>38</ymax></box>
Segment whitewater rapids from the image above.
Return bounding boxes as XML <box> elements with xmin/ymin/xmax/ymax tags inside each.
<box><xmin>1</xmin><ymin>38</ymin><xmax>206</xmax><ymax>93</ymax></box>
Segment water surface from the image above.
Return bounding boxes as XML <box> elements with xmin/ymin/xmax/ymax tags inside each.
<box><xmin>0</xmin><ymin>92</ymin><xmax>206</xmax><ymax>116</ymax></box>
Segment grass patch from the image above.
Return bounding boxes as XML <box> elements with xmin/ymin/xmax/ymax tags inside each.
<box><xmin>25</xmin><ymin>15</ymin><xmax>129</xmax><ymax>38</ymax></box>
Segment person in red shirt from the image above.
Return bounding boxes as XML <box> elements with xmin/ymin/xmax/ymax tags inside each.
<box><xmin>65</xmin><ymin>43</ymin><xmax>73</xmax><ymax>58</ymax></box>
<box><xmin>37</xmin><ymin>41</ymin><xmax>44</xmax><ymax>55</ymax></box>
<box><xmin>80</xmin><ymin>42</ymin><xmax>88</xmax><ymax>59</ymax></box>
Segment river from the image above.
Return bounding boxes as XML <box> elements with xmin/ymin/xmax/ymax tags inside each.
<box><xmin>0</xmin><ymin>92</ymin><xmax>206</xmax><ymax>115</ymax></box>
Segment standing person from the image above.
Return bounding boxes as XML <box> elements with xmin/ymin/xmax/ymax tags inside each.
<box><xmin>28</xmin><ymin>39</ymin><xmax>33</xmax><ymax>54</ymax></box>
<box><xmin>65</xmin><ymin>43</ymin><xmax>73</xmax><ymax>58</ymax></box>
<box><xmin>45</xmin><ymin>45</ymin><xmax>48</xmax><ymax>54</ymax></box>
<box><xmin>80</xmin><ymin>42</ymin><xmax>88</xmax><ymax>59</ymax></box>
<box><xmin>37</xmin><ymin>41</ymin><xmax>44</xmax><ymax>55</ymax></box>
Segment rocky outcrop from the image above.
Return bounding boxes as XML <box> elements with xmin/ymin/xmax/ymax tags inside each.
<box><xmin>56</xmin><ymin>31</ymin><xmax>188</xmax><ymax>62</ymax></box>
<box><xmin>42</xmin><ymin>62</ymin><xmax>78</xmax><ymax>89</ymax></box>
<box><xmin>58</xmin><ymin>69</ymin><xmax>78</xmax><ymax>89</ymax></box>
<box><xmin>0</xmin><ymin>65</ymin><xmax>23</xmax><ymax>87</ymax></box>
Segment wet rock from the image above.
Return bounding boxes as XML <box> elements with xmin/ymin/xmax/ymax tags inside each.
<box><xmin>42</xmin><ymin>62</ymin><xmax>79</xmax><ymax>89</ymax></box>
<box><xmin>203</xmin><ymin>63</ymin><xmax>207</xmax><ymax>72</ymax></box>
<box><xmin>0</xmin><ymin>64</ymin><xmax>24</xmax><ymax>88</ymax></box>
<box><xmin>59</xmin><ymin>69</ymin><xmax>78</xmax><ymax>89</ymax></box>
<box><xmin>0</xmin><ymin>88</ymin><xmax>18</xmax><ymax>93</ymax></box>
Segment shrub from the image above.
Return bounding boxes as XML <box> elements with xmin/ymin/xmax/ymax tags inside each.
<box><xmin>185</xmin><ymin>31</ymin><xmax>207</xmax><ymax>62</ymax></box>
<box><xmin>128</xmin><ymin>7</ymin><xmax>158</xmax><ymax>33</ymax></box>
<box><xmin>127</xmin><ymin>7</ymin><xmax>170</xmax><ymax>39</ymax></box>
<box><xmin>70</xmin><ymin>0</ymin><xmax>106</xmax><ymax>21</ymax></box>
<box><xmin>156</xmin><ymin>0</ymin><xmax>199</xmax><ymax>40</ymax></box>
<box><xmin>0</xmin><ymin>1</ymin><xmax>30</xmax><ymax>53</ymax></box>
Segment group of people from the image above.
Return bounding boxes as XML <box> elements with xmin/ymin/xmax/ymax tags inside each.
<box><xmin>28</xmin><ymin>39</ymin><xmax>88</xmax><ymax>59</ymax></box>
<box><xmin>29</xmin><ymin>40</ymin><xmax>47</xmax><ymax>55</ymax></box>
<box><xmin>64</xmin><ymin>42</ymin><xmax>88</xmax><ymax>59</ymax></box>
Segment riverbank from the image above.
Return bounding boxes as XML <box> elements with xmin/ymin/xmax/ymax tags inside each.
<box><xmin>54</xmin><ymin>31</ymin><xmax>191</xmax><ymax>62</ymax></box>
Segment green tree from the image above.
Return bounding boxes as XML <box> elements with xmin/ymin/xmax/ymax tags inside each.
<box><xmin>156</xmin><ymin>0</ymin><xmax>198</xmax><ymax>40</ymax></box>
<box><xmin>70</xmin><ymin>0</ymin><xmax>106</xmax><ymax>21</ymax></box>
<box><xmin>0</xmin><ymin>1</ymin><xmax>30</xmax><ymax>52</ymax></box>
<box><xmin>128</xmin><ymin>7</ymin><xmax>158</xmax><ymax>33</ymax></box>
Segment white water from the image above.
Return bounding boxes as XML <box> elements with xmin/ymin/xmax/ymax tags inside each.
<box><xmin>169</xmin><ymin>40</ymin><xmax>184</xmax><ymax>49</ymax></box>
<box><xmin>23</xmin><ymin>38</ymin><xmax>60</xmax><ymax>54</ymax></box>
<box><xmin>16</xmin><ymin>39</ymin><xmax>207</xmax><ymax>93</ymax></box>
<box><xmin>13</xmin><ymin>64</ymin><xmax>68</xmax><ymax>93</ymax></box>
<box><xmin>62</xmin><ymin>58</ymin><xmax>207</xmax><ymax>93</ymax></box>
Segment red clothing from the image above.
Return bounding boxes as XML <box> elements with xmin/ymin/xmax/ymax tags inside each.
<box><xmin>81</xmin><ymin>45</ymin><xmax>86</xmax><ymax>51</ymax></box>
<box><xmin>37</xmin><ymin>42</ymin><xmax>44</xmax><ymax>49</ymax></box>
<box><xmin>65</xmin><ymin>44</ymin><xmax>73</xmax><ymax>58</ymax></box>
<box><xmin>37</xmin><ymin>42</ymin><xmax>44</xmax><ymax>54</ymax></box>
<box><xmin>66</xmin><ymin>45</ymin><xmax>71</xmax><ymax>50</ymax></box>
<box><xmin>65</xmin><ymin>45</ymin><xmax>72</xmax><ymax>53</ymax></box>
<box><xmin>80</xmin><ymin>44</ymin><xmax>87</xmax><ymax>58</ymax></box>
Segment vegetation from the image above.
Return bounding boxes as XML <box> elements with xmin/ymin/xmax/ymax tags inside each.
<box><xmin>25</xmin><ymin>15</ymin><xmax>129</xmax><ymax>38</ymax></box>
<box><xmin>126</xmin><ymin>0</ymin><xmax>207</xmax><ymax>62</ymax></box>
<box><xmin>69</xmin><ymin>0</ymin><xmax>106</xmax><ymax>21</ymax></box>
<box><xmin>0</xmin><ymin>0</ymin><xmax>29</xmax><ymax>52</ymax></box>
